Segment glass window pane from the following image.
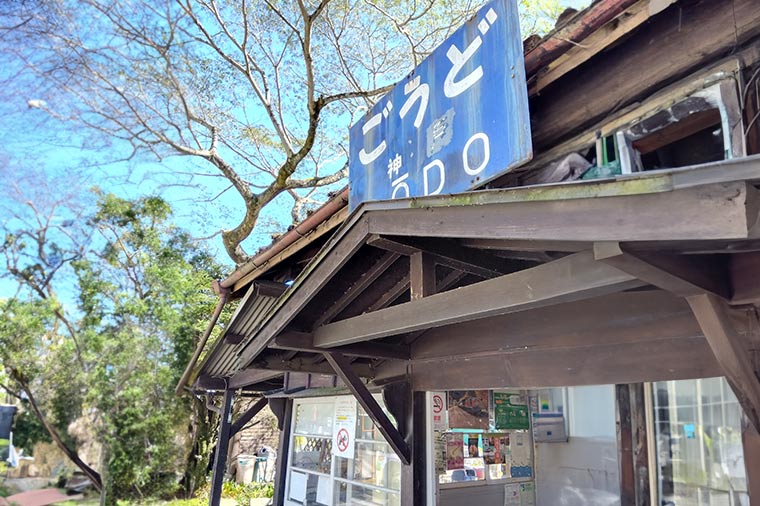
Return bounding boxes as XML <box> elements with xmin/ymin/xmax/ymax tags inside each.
<box><xmin>295</xmin><ymin>401</ymin><xmax>334</xmax><ymax>436</ymax></box>
<box><xmin>288</xmin><ymin>471</ymin><xmax>331</xmax><ymax>506</ymax></box>
<box><xmin>291</xmin><ymin>435</ymin><xmax>332</xmax><ymax>474</ymax></box>
<box><xmin>654</xmin><ymin>377</ymin><xmax>749</xmax><ymax>506</ymax></box>
<box><xmin>334</xmin><ymin>482</ymin><xmax>400</xmax><ymax>506</ymax></box>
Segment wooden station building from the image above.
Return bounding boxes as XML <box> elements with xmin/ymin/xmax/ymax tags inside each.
<box><xmin>179</xmin><ymin>0</ymin><xmax>760</xmax><ymax>504</ymax></box>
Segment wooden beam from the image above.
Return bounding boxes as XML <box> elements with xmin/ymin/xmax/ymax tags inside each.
<box><xmin>367</xmin><ymin>182</ymin><xmax>758</xmax><ymax>244</ymax></box>
<box><xmin>687</xmin><ymin>293</ymin><xmax>760</xmax><ymax>432</ymax></box>
<box><xmin>230</xmin><ymin>397</ymin><xmax>268</xmax><ymax>436</ymax></box>
<box><xmin>410</xmin><ymin>252</ymin><xmax>436</xmax><ymax>300</ymax></box>
<box><xmin>238</xmin><ymin>218</ymin><xmax>370</xmax><ymax>366</ymax></box>
<box><xmin>529</xmin><ymin>0</ymin><xmax>659</xmax><ymax>95</ymax></box>
<box><xmin>594</xmin><ymin>242</ymin><xmax>730</xmax><ymax>298</ymax></box>
<box><xmin>209</xmin><ymin>389</ymin><xmax>234</xmax><ymax>506</ymax></box>
<box><xmin>312</xmin><ymin>251</ymin><xmax>400</xmax><ymax>327</ymax></box>
<box><xmin>412</xmin><ymin>291</ymin><xmax>700</xmax><ymax>360</ymax></box>
<box><xmin>370</xmin><ymin>235</ymin><xmax>521</xmax><ymax>279</ymax></box>
<box><xmin>223</xmin><ymin>333</ymin><xmax>245</xmax><ymax>345</ymax></box>
<box><xmin>730</xmin><ymin>252</ymin><xmax>760</xmax><ymax>304</ymax></box>
<box><xmin>528</xmin><ymin>0</ymin><xmax>760</xmax><ymax>151</ymax></box>
<box><xmin>366</xmin><ymin>277</ymin><xmax>409</xmax><ymax>313</ymax></box>
<box><xmin>250</xmin><ymin>353</ymin><xmax>376</xmax><ymax>378</ymax></box>
<box><xmin>272</xmin><ymin>331</ymin><xmax>411</xmax><ymax>360</ymax></box>
<box><xmin>194</xmin><ymin>375</ymin><xmax>227</xmax><ymax>391</ymax></box>
<box><xmin>410</xmin><ymin>336</ymin><xmax>720</xmax><ymax>390</ymax></box>
<box><xmin>228</xmin><ymin>369</ymin><xmax>283</xmax><ymax>390</ymax></box>
<box><xmin>323</xmin><ymin>351</ymin><xmax>411</xmax><ymax>465</ymax></box>
<box><xmin>459</xmin><ymin>238</ymin><xmax>587</xmax><ymax>253</ymax></box>
<box><xmin>313</xmin><ymin>250</ymin><xmax>643</xmax><ymax>348</ymax></box>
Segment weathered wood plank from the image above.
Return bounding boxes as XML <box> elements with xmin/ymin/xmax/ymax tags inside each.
<box><xmin>371</xmin><ymin>235</ymin><xmax>525</xmax><ymax>279</ymax></box>
<box><xmin>410</xmin><ymin>336</ymin><xmax>720</xmax><ymax>390</ymax></box>
<box><xmin>410</xmin><ymin>252</ymin><xmax>436</xmax><ymax>300</ymax></box>
<box><xmin>529</xmin><ymin>0</ymin><xmax>760</xmax><ymax>151</ymax></box>
<box><xmin>324</xmin><ymin>352</ymin><xmax>411</xmax><ymax>465</ymax></box>
<box><xmin>238</xmin><ymin>218</ymin><xmax>370</xmax><ymax>366</ymax></box>
<box><xmin>411</xmin><ymin>291</ymin><xmax>700</xmax><ymax>360</ymax></box>
<box><xmin>594</xmin><ymin>242</ymin><xmax>731</xmax><ymax>298</ymax></box>
<box><xmin>312</xmin><ymin>251</ymin><xmax>400</xmax><ymax>327</ymax></box>
<box><xmin>617</xmin><ymin>384</ymin><xmax>635</xmax><ymax>506</ymax></box>
<box><xmin>368</xmin><ymin>183</ymin><xmax>757</xmax><ymax>244</ymax></box>
<box><xmin>687</xmin><ymin>293</ymin><xmax>760</xmax><ymax>432</ymax></box>
<box><xmin>313</xmin><ymin>250</ymin><xmax>642</xmax><ymax>348</ymax></box>
<box><xmin>228</xmin><ymin>369</ymin><xmax>283</xmax><ymax>389</ymax></box>
<box><xmin>272</xmin><ymin>330</ymin><xmax>411</xmax><ymax>360</ymax></box>
<box><xmin>730</xmin><ymin>252</ymin><xmax>760</xmax><ymax>304</ymax></box>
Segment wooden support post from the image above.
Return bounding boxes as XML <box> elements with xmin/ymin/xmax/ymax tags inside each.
<box><xmin>410</xmin><ymin>252</ymin><xmax>436</xmax><ymax>300</ymax></box>
<box><xmin>230</xmin><ymin>397</ymin><xmax>268</xmax><ymax>437</ymax></box>
<box><xmin>323</xmin><ymin>352</ymin><xmax>411</xmax><ymax>464</ymax></box>
<box><xmin>271</xmin><ymin>398</ymin><xmax>293</xmax><ymax>506</ymax></box>
<box><xmin>209</xmin><ymin>389</ymin><xmax>234</xmax><ymax>506</ymax></box>
<box><xmin>617</xmin><ymin>384</ymin><xmax>635</xmax><ymax>506</ymax></box>
<box><xmin>630</xmin><ymin>383</ymin><xmax>650</xmax><ymax>506</ymax></box>
<box><xmin>687</xmin><ymin>293</ymin><xmax>760</xmax><ymax>432</ymax></box>
<box><xmin>412</xmin><ymin>391</ymin><xmax>427</xmax><ymax>506</ymax></box>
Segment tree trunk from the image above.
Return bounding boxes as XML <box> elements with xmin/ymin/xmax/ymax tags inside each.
<box><xmin>15</xmin><ymin>374</ymin><xmax>103</xmax><ymax>491</ymax></box>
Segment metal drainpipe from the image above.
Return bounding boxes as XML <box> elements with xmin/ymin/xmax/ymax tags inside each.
<box><xmin>174</xmin><ymin>283</ymin><xmax>230</xmax><ymax>396</ymax></box>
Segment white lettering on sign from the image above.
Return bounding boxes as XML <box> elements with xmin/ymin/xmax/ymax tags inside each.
<box><xmin>463</xmin><ymin>133</ymin><xmax>490</xmax><ymax>176</ymax></box>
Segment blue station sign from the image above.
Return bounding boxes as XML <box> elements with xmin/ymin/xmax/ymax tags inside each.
<box><xmin>348</xmin><ymin>0</ymin><xmax>532</xmax><ymax>210</ymax></box>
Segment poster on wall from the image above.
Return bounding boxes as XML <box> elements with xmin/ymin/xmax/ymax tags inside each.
<box><xmin>434</xmin><ymin>432</ymin><xmax>447</xmax><ymax>475</ymax></box>
<box><xmin>494</xmin><ymin>392</ymin><xmax>530</xmax><ymax>430</ymax></box>
<box><xmin>509</xmin><ymin>432</ymin><xmax>532</xmax><ymax>478</ymax></box>
<box><xmin>483</xmin><ymin>433</ymin><xmax>509</xmax><ymax>465</ymax></box>
<box><xmin>445</xmin><ymin>433</ymin><xmax>464</xmax><ymax>470</ymax></box>
<box><xmin>504</xmin><ymin>482</ymin><xmax>535</xmax><ymax>506</ymax></box>
<box><xmin>431</xmin><ymin>391</ymin><xmax>448</xmax><ymax>431</ymax></box>
<box><xmin>465</xmin><ymin>434</ymin><xmax>481</xmax><ymax>458</ymax></box>
<box><xmin>332</xmin><ymin>397</ymin><xmax>357</xmax><ymax>459</ymax></box>
<box><xmin>448</xmin><ymin>390</ymin><xmax>489</xmax><ymax>430</ymax></box>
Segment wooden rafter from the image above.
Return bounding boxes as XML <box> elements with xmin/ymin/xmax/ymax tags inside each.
<box><xmin>312</xmin><ymin>250</ymin><xmax>643</xmax><ymax>348</ymax></box>
<box><xmin>272</xmin><ymin>331</ymin><xmax>410</xmax><ymax>360</ymax></box>
<box><xmin>687</xmin><ymin>293</ymin><xmax>760</xmax><ymax>432</ymax></box>
<box><xmin>368</xmin><ymin>235</ymin><xmax>524</xmax><ymax>279</ymax></box>
<box><xmin>323</xmin><ymin>351</ymin><xmax>411</xmax><ymax>465</ymax></box>
<box><xmin>312</xmin><ymin>251</ymin><xmax>400</xmax><ymax>327</ymax></box>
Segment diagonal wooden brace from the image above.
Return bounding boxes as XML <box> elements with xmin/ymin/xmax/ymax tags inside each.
<box><xmin>323</xmin><ymin>351</ymin><xmax>411</xmax><ymax>465</ymax></box>
<box><xmin>230</xmin><ymin>397</ymin><xmax>268</xmax><ymax>437</ymax></box>
<box><xmin>687</xmin><ymin>293</ymin><xmax>760</xmax><ymax>432</ymax></box>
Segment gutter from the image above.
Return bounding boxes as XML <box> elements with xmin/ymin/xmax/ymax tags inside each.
<box><xmin>220</xmin><ymin>188</ymin><xmax>349</xmax><ymax>291</ymax></box>
<box><xmin>175</xmin><ymin>281</ymin><xmax>230</xmax><ymax>395</ymax></box>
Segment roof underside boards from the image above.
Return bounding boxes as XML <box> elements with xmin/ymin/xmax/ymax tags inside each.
<box><xmin>197</xmin><ymin>282</ymin><xmax>283</xmax><ymax>380</ymax></box>
<box><xmin>206</xmin><ymin>156</ymin><xmax>760</xmax><ymax>398</ymax></box>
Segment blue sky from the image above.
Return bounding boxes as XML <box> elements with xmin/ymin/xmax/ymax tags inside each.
<box><xmin>0</xmin><ymin>0</ymin><xmax>594</xmax><ymax>300</ymax></box>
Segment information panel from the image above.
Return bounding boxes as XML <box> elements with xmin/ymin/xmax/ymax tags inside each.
<box><xmin>348</xmin><ymin>0</ymin><xmax>532</xmax><ymax>210</ymax></box>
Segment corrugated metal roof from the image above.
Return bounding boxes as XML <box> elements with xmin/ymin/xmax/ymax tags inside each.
<box><xmin>198</xmin><ymin>282</ymin><xmax>284</xmax><ymax>378</ymax></box>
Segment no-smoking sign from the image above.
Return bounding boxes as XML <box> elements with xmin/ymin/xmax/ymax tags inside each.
<box><xmin>336</xmin><ymin>428</ymin><xmax>350</xmax><ymax>452</ymax></box>
<box><xmin>333</xmin><ymin>397</ymin><xmax>357</xmax><ymax>458</ymax></box>
<box><xmin>433</xmin><ymin>394</ymin><xmax>444</xmax><ymax>414</ymax></box>
<box><xmin>432</xmin><ymin>391</ymin><xmax>447</xmax><ymax>431</ymax></box>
